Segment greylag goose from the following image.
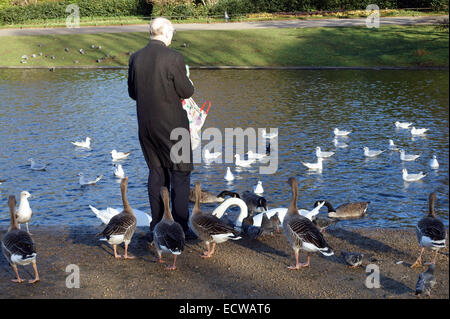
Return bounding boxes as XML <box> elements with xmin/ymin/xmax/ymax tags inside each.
<box><xmin>188</xmin><ymin>189</ymin><xmax>239</xmax><ymax>204</ymax></box>
<box><xmin>341</xmin><ymin>251</ymin><xmax>364</xmax><ymax>268</ymax></box>
<box><xmin>315</xmin><ymin>200</ymin><xmax>369</xmax><ymax>219</ymax></box>
<box><xmin>415</xmin><ymin>264</ymin><xmax>436</xmax><ymax>297</ymax></box>
<box><xmin>411</xmin><ymin>192</ymin><xmax>446</xmax><ymax>268</ymax></box>
<box><xmin>96</xmin><ymin>177</ymin><xmax>137</xmax><ymax>259</ymax></box>
<box><xmin>15</xmin><ymin>191</ymin><xmax>33</xmax><ymax>234</ymax></box>
<box><xmin>241</xmin><ymin>191</ymin><xmax>268</xmax><ymax>216</ymax></box>
<box><xmin>153</xmin><ymin>187</ymin><xmax>185</xmax><ymax>270</ymax></box>
<box><xmin>189</xmin><ymin>182</ymin><xmax>242</xmax><ymax>258</ymax></box>
<box><xmin>282</xmin><ymin>177</ymin><xmax>333</xmax><ymax>269</ymax></box>
<box><xmin>1</xmin><ymin>195</ymin><xmax>40</xmax><ymax>283</ymax></box>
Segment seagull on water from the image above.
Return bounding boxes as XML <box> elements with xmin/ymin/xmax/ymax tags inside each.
<box><xmin>234</xmin><ymin>154</ymin><xmax>255</xmax><ymax>167</ymax></box>
<box><xmin>28</xmin><ymin>158</ymin><xmax>48</xmax><ymax>171</ymax></box>
<box><xmin>113</xmin><ymin>164</ymin><xmax>125</xmax><ymax>179</ymax></box>
<box><xmin>224</xmin><ymin>167</ymin><xmax>234</xmax><ymax>181</ymax></box>
<box><xmin>400</xmin><ymin>149</ymin><xmax>421</xmax><ymax>161</ymax></box>
<box><xmin>429</xmin><ymin>155</ymin><xmax>439</xmax><ymax>169</ymax></box>
<box><xmin>315</xmin><ymin>147</ymin><xmax>334</xmax><ymax>158</ymax></box>
<box><xmin>111</xmin><ymin>149</ymin><xmax>131</xmax><ymax>161</ymax></box>
<box><xmin>204</xmin><ymin>149</ymin><xmax>221</xmax><ymax>160</ymax></box>
<box><xmin>411</xmin><ymin>127</ymin><xmax>429</xmax><ymax>135</ymax></box>
<box><xmin>333</xmin><ymin>128</ymin><xmax>352</xmax><ymax>136</ymax></box>
<box><xmin>71</xmin><ymin>137</ymin><xmax>91</xmax><ymax>149</ymax></box>
<box><xmin>253</xmin><ymin>181</ymin><xmax>264</xmax><ymax>194</ymax></box>
<box><xmin>247</xmin><ymin>150</ymin><xmax>267</xmax><ymax>160</ymax></box>
<box><xmin>395</xmin><ymin>121</ymin><xmax>412</xmax><ymax>129</ymax></box>
<box><xmin>261</xmin><ymin>129</ymin><xmax>278</xmax><ymax>139</ymax></box>
<box><xmin>388</xmin><ymin>139</ymin><xmax>399</xmax><ymax>151</ymax></box>
<box><xmin>78</xmin><ymin>173</ymin><xmax>103</xmax><ymax>186</ymax></box>
<box><xmin>402</xmin><ymin>168</ymin><xmax>426</xmax><ymax>182</ymax></box>
<box><xmin>363</xmin><ymin>147</ymin><xmax>385</xmax><ymax>158</ymax></box>
<box><xmin>302</xmin><ymin>157</ymin><xmax>323</xmax><ymax>170</ymax></box>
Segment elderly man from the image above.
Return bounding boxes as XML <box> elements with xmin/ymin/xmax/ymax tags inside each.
<box><xmin>128</xmin><ymin>17</ymin><xmax>196</xmax><ymax>241</ymax></box>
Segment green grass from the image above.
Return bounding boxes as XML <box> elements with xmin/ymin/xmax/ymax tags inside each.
<box><xmin>0</xmin><ymin>25</ymin><xmax>448</xmax><ymax>67</ymax></box>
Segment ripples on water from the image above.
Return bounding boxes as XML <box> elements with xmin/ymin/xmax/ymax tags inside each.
<box><xmin>0</xmin><ymin>69</ymin><xmax>448</xmax><ymax>228</ymax></box>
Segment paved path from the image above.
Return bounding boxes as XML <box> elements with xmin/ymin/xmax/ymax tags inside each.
<box><xmin>0</xmin><ymin>15</ymin><xmax>447</xmax><ymax>37</ymax></box>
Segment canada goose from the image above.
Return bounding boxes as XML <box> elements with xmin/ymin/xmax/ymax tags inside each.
<box><xmin>411</xmin><ymin>193</ymin><xmax>446</xmax><ymax>268</ymax></box>
<box><xmin>189</xmin><ymin>182</ymin><xmax>241</xmax><ymax>258</ymax></box>
<box><xmin>1</xmin><ymin>195</ymin><xmax>40</xmax><ymax>283</ymax></box>
<box><xmin>315</xmin><ymin>200</ymin><xmax>369</xmax><ymax>219</ymax></box>
<box><xmin>96</xmin><ymin>177</ymin><xmax>137</xmax><ymax>259</ymax></box>
<box><xmin>282</xmin><ymin>177</ymin><xmax>333</xmax><ymax>269</ymax></box>
<box><xmin>188</xmin><ymin>189</ymin><xmax>239</xmax><ymax>204</ymax></box>
<box><xmin>153</xmin><ymin>187</ymin><xmax>185</xmax><ymax>270</ymax></box>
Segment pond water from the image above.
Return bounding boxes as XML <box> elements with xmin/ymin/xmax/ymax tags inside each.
<box><xmin>0</xmin><ymin>69</ymin><xmax>448</xmax><ymax>228</ymax></box>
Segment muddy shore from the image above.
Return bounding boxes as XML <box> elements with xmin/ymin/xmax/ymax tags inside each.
<box><xmin>0</xmin><ymin>226</ymin><xmax>448</xmax><ymax>299</ymax></box>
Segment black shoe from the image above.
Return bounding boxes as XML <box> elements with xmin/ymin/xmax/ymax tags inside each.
<box><xmin>185</xmin><ymin>229</ymin><xmax>198</xmax><ymax>240</ymax></box>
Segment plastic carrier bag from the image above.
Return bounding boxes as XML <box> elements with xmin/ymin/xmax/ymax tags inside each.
<box><xmin>181</xmin><ymin>98</ymin><xmax>211</xmax><ymax>150</ymax></box>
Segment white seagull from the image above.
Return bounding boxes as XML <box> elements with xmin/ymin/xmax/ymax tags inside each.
<box><xmin>411</xmin><ymin>127</ymin><xmax>429</xmax><ymax>135</ymax></box>
<box><xmin>315</xmin><ymin>147</ymin><xmax>335</xmax><ymax>158</ymax></box>
<box><xmin>302</xmin><ymin>157</ymin><xmax>323</xmax><ymax>170</ymax></box>
<box><xmin>389</xmin><ymin>139</ymin><xmax>399</xmax><ymax>151</ymax></box>
<box><xmin>234</xmin><ymin>154</ymin><xmax>255</xmax><ymax>167</ymax></box>
<box><xmin>395</xmin><ymin>121</ymin><xmax>412</xmax><ymax>129</ymax></box>
<box><xmin>402</xmin><ymin>168</ymin><xmax>426</xmax><ymax>182</ymax></box>
<box><xmin>333</xmin><ymin>128</ymin><xmax>352</xmax><ymax>136</ymax></box>
<box><xmin>224</xmin><ymin>167</ymin><xmax>234</xmax><ymax>181</ymax></box>
<box><xmin>400</xmin><ymin>149</ymin><xmax>421</xmax><ymax>161</ymax></box>
<box><xmin>333</xmin><ymin>138</ymin><xmax>348</xmax><ymax>148</ymax></box>
<box><xmin>247</xmin><ymin>150</ymin><xmax>267</xmax><ymax>160</ymax></box>
<box><xmin>363</xmin><ymin>147</ymin><xmax>385</xmax><ymax>157</ymax></box>
<box><xmin>429</xmin><ymin>155</ymin><xmax>439</xmax><ymax>169</ymax></box>
<box><xmin>113</xmin><ymin>164</ymin><xmax>125</xmax><ymax>179</ymax></box>
<box><xmin>71</xmin><ymin>137</ymin><xmax>91</xmax><ymax>149</ymax></box>
<box><xmin>261</xmin><ymin>129</ymin><xmax>278</xmax><ymax>139</ymax></box>
<box><xmin>111</xmin><ymin>149</ymin><xmax>131</xmax><ymax>161</ymax></box>
<box><xmin>78</xmin><ymin>173</ymin><xmax>103</xmax><ymax>186</ymax></box>
<box><xmin>16</xmin><ymin>191</ymin><xmax>33</xmax><ymax>234</ymax></box>
<box><xmin>253</xmin><ymin>181</ymin><xmax>264</xmax><ymax>194</ymax></box>
<box><xmin>28</xmin><ymin>158</ymin><xmax>48</xmax><ymax>171</ymax></box>
<box><xmin>204</xmin><ymin>149</ymin><xmax>221</xmax><ymax>160</ymax></box>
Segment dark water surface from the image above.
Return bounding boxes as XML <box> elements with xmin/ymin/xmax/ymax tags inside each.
<box><xmin>0</xmin><ymin>69</ymin><xmax>448</xmax><ymax>228</ymax></box>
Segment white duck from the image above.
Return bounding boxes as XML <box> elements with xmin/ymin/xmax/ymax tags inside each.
<box><xmin>261</xmin><ymin>129</ymin><xmax>278</xmax><ymax>139</ymax></box>
<box><xmin>302</xmin><ymin>157</ymin><xmax>323</xmax><ymax>170</ymax></box>
<box><xmin>315</xmin><ymin>147</ymin><xmax>334</xmax><ymax>158</ymax></box>
<box><xmin>113</xmin><ymin>164</ymin><xmax>125</xmax><ymax>179</ymax></box>
<box><xmin>253</xmin><ymin>181</ymin><xmax>264</xmax><ymax>194</ymax></box>
<box><xmin>395</xmin><ymin>121</ymin><xmax>412</xmax><ymax>129</ymax></box>
<box><xmin>28</xmin><ymin>158</ymin><xmax>48</xmax><ymax>171</ymax></box>
<box><xmin>15</xmin><ymin>191</ymin><xmax>33</xmax><ymax>234</ymax></box>
<box><xmin>334</xmin><ymin>128</ymin><xmax>352</xmax><ymax>136</ymax></box>
<box><xmin>89</xmin><ymin>205</ymin><xmax>151</xmax><ymax>227</ymax></box>
<box><xmin>71</xmin><ymin>137</ymin><xmax>91</xmax><ymax>149</ymax></box>
<box><xmin>224</xmin><ymin>167</ymin><xmax>234</xmax><ymax>181</ymax></box>
<box><xmin>111</xmin><ymin>149</ymin><xmax>131</xmax><ymax>161</ymax></box>
<box><xmin>429</xmin><ymin>155</ymin><xmax>439</xmax><ymax>169</ymax></box>
<box><xmin>411</xmin><ymin>127</ymin><xmax>429</xmax><ymax>135</ymax></box>
<box><xmin>363</xmin><ymin>147</ymin><xmax>385</xmax><ymax>157</ymax></box>
<box><xmin>234</xmin><ymin>154</ymin><xmax>255</xmax><ymax>167</ymax></box>
<box><xmin>402</xmin><ymin>168</ymin><xmax>426</xmax><ymax>182</ymax></box>
<box><xmin>204</xmin><ymin>149</ymin><xmax>221</xmax><ymax>160</ymax></box>
<box><xmin>78</xmin><ymin>173</ymin><xmax>103</xmax><ymax>186</ymax></box>
<box><xmin>400</xmin><ymin>149</ymin><xmax>421</xmax><ymax>161</ymax></box>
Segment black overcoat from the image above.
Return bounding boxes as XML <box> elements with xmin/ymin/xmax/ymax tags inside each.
<box><xmin>128</xmin><ymin>39</ymin><xmax>195</xmax><ymax>171</ymax></box>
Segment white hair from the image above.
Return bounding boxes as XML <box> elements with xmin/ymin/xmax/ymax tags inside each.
<box><xmin>150</xmin><ymin>17</ymin><xmax>174</xmax><ymax>38</ymax></box>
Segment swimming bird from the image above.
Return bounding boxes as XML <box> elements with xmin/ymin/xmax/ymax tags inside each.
<box><xmin>363</xmin><ymin>147</ymin><xmax>385</xmax><ymax>158</ymax></box>
<box><xmin>415</xmin><ymin>264</ymin><xmax>436</xmax><ymax>297</ymax></box>
<box><xmin>28</xmin><ymin>158</ymin><xmax>48</xmax><ymax>171</ymax></box>
<box><xmin>241</xmin><ymin>191</ymin><xmax>267</xmax><ymax>216</ymax></box>
<box><xmin>78</xmin><ymin>173</ymin><xmax>103</xmax><ymax>186</ymax></box>
<box><xmin>189</xmin><ymin>182</ymin><xmax>242</xmax><ymax>258</ymax></box>
<box><xmin>15</xmin><ymin>191</ymin><xmax>33</xmax><ymax>234</ymax></box>
<box><xmin>253</xmin><ymin>181</ymin><xmax>264</xmax><ymax>194</ymax></box>
<box><xmin>400</xmin><ymin>149</ymin><xmax>421</xmax><ymax>161</ymax></box>
<box><xmin>71</xmin><ymin>137</ymin><xmax>91</xmax><ymax>149</ymax></box>
<box><xmin>153</xmin><ymin>187</ymin><xmax>185</xmax><ymax>270</ymax></box>
<box><xmin>188</xmin><ymin>189</ymin><xmax>239</xmax><ymax>204</ymax></box>
<box><xmin>247</xmin><ymin>150</ymin><xmax>267</xmax><ymax>160</ymax></box>
<box><xmin>402</xmin><ymin>168</ymin><xmax>426</xmax><ymax>182</ymax></box>
<box><xmin>429</xmin><ymin>155</ymin><xmax>439</xmax><ymax>169</ymax></box>
<box><xmin>333</xmin><ymin>138</ymin><xmax>348</xmax><ymax>148</ymax></box>
<box><xmin>89</xmin><ymin>205</ymin><xmax>151</xmax><ymax>227</ymax></box>
<box><xmin>261</xmin><ymin>128</ymin><xmax>278</xmax><ymax>139</ymax></box>
<box><xmin>111</xmin><ymin>149</ymin><xmax>131</xmax><ymax>161</ymax></box>
<box><xmin>113</xmin><ymin>163</ymin><xmax>125</xmax><ymax>179</ymax></box>
<box><xmin>315</xmin><ymin>147</ymin><xmax>335</xmax><ymax>158</ymax></box>
<box><xmin>234</xmin><ymin>154</ymin><xmax>255</xmax><ymax>167</ymax></box>
<box><xmin>411</xmin><ymin>192</ymin><xmax>446</xmax><ymax>268</ymax></box>
<box><xmin>388</xmin><ymin>139</ymin><xmax>399</xmax><ymax>151</ymax></box>
<box><xmin>333</xmin><ymin>128</ymin><xmax>352</xmax><ymax>136</ymax></box>
<box><xmin>96</xmin><ymin>177</ymin><xmax>137</xmax><ymax>259</ymax></box>
<box><xmin>315</xmin><ymin>200</ymin><xmax>369</xmax><ymax>219</ymax></box>
<box><xmin>395</xmin><ymin>121</ymin><xmax>412</xmax><ymax>129</ymax></box>
<box><xmin>224</xmin><ymin>167</ymin><xmax>234</xmax><ymax>181</ymax></box>
<box><xmin>341</xmin><ymin>251</ymin><xmax>364</xmax><ymax>268</ymax></box>
<box><xmin>2</xmin><ymin>195</ymin><xmax>39</xmax><ymax>283</ymax></box>
<box><xmin>301</xmin><ymin>157</ymin><xmax>323</xmax><ymax>170</ymax></box>
<box><xmin>411</xmin><ymin>127</ymin><xmax>429</xmax><ymax>135</ymax></box>
<box><xmin>204</xmin><ymin>149</ymin><xmax>221</xmax><ymax>160</ymax></box>
<box><xmin>282</xmin><ymin>177</ymin><xmax>334</xmax><ymax>269</ymax></box>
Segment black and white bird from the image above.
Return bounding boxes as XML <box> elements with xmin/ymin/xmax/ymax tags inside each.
<box><xmin>415</xmin><ymin>264</ymin><xmax>436</xmax><ymax>297</ymax></box>
<box><xmin>153</xmin><ymin>187</ymin><xmax>185</xmax><ymax>270</ymax></box>
<box><xmin>1</xmin><ymin>195</ymin><xmax>40</xmax><ymax>283</ymax></box>
<box><xmin>241</xmin><ymin>191</ymin><xmax>268</xmax><ymax>216</ymax></box>
<box><xmin>411</xmin><ymin>192</ymin><xmax>446</xmax><ymax>268</ymax></box>
<box><xmin>96</xmin><ymin>177</ymin><xmax>137</xmax><ymax>259</ymax></box>
<box><xmin>341</xmin><ymin>251</ymin><xmax>364</xmax><ymax>268</ymax></box>
<box><xmin>282</xmin><ymin>177</ymin><xmax>333</xmax><ymax>269</ymax></box>
<box><xmin>315</xmin><ymin>200</ymin><xmax>369</xmax><ymax>219</ymax></box>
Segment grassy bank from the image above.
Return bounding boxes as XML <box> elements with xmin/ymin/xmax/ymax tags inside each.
<box><xmin>0</xmin><ymin>25</ymin><xmax>448</xmax><ymax>67</ymax></box>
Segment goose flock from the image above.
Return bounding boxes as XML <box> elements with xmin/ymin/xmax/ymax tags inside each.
<box><xmin>0</xmin><ymin>122</ymin><xmax>447</xmax><ymax>298</ymax></box>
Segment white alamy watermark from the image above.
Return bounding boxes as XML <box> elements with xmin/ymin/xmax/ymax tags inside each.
<box><xmin>66</xmin><ymin>264</ymin><xmax>80</xmax><ymax>288</ymax></box>
<box><xmin>170</xmin><ymin>127</ymin><xmax>279</xmax><ymax>174</ymax></box>
<box><xmin>365</xmin><ymin>4</ymin><xmax>380</xmax><ymax>28</ymax></box>
<box><xmin>365</xmin><ymin>264</ymin><xmax>380</xmax><ymax>288</ymax></box>
<box><xmin>65</xmin><ymin>4</ymin><xmax>80</xmax><ymax>28</ymax></box>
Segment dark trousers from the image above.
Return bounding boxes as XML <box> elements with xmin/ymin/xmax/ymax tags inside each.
<box><xmin>148</xmin><ymin>166</ymin><xmax>191</xmax><ymax>232</ymax></box>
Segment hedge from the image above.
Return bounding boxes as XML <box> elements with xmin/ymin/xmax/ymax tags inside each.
<box><xmin>0</xmin><ymin>0</ymin><xmax>448</xmax><ymax>25</ymax></box>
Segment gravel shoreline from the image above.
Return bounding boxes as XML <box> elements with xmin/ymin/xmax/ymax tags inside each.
<box><xmin>0</xmin><ymin>226</ymin><xmax>448</xmax><ymax>299</ymax></box>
